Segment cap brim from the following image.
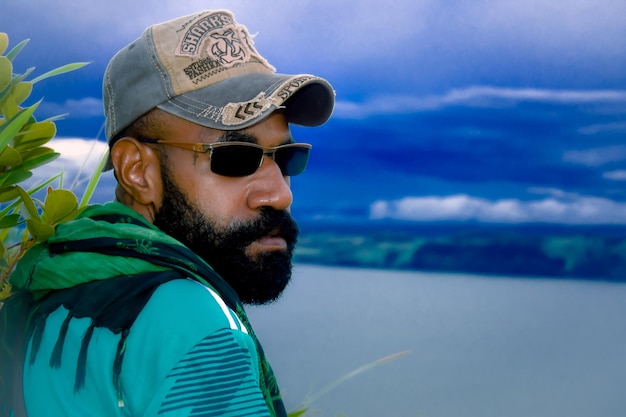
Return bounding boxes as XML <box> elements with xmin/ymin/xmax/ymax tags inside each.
<box><xmin>157</xmin><ymin>72</ymin><xmax>335</xmax><ymax>131</ymax></box>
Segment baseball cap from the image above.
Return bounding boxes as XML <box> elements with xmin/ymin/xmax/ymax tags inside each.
<box><xmin>102</xmin><ymin>9</ymin><xmax>335</xmax><ymax>169</ymax></box>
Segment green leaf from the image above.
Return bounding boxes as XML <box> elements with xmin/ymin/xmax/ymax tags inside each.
<box><xmin>19</xmin><ymin>146</ymin><xmax>56</xmax><ymax>161</ymax></box>
<box><xmin>0</xmin><ymin>213</ymin><xmax>20</xmax><ymax>229</ymax></box>
<box><xmin>0</xmin><ymin>145</ymin><xmax>22</xmax><ymax>167</ymax></box>
<box><xmin>12</xmin><ymin>82</ymin><xmax>33</xmax><ymax>107</ymax></box>
<box><xmin>0</xmin><ymin>56</ymin><xmax>12</xmax><ymax>92</ymax></box>
<box><xmin>31</xmin><ymin>62</ymin><xmax>90</xmax><ymax>84</ymax></box>
<box><xmin>0</xmin><ymin>68</ymin><xmax>35</xmax><ymax>113</ymax></box>
<box><xmin>79</xmin><ymin>148</ymin><xmax>108</xmax><ymax>207</ymax></box>
<box><xmin>0</xmin><ymin>173</ymin><xmax>60</xmax><ymax>218</ymax></box>
<box><xmin>0</xmin><ymin>33</ymin><xmax>8</xmax><ymax>55</ymax></box>
<box><xmin>14</xmin><ymin>136</ymin><xmax>53</xmax><ymax>152</ymax></box>
<box><xmin>14</xmin><ymin>150</ymin><xmax>59</xmax><ymax>172</ymax></box>
<box><xmin>44</xmin><ymin>189</ymin><xmax>78</xmax><ymax>225</ymax></box>
<box><xmin>15</xmin><ymin>185</ymin><xmax>40</xmax><ymax>221</ymax></box>
<box><xmin>26</xmin><ymin>218</ymin><xmax>54</xmax><ymax>242</ymax></box>
<box><xmin>0</xmin><ymin>102</ymin><xmax>40</xmax><ymax>151</ymax></box>
<box><xmin>0</xmin><ymin>170</ymin><xmax>32</xmax><ymax>188</ymax></box>
<box><xmin>287</xmin><ymin>410</ymin><xmax>308</xmax><ymax>417</ymax></box>
<box><xmin>14</xmin><ymin>121</ymin><xmax>56</xmax><ymax>150</ymax></box>
<box><xmin>0</xmin><ymin>186</ymin><xmax>19</xmax><ymax>203</ymax></box>
<box><xmin>5</xmin><ymin>38</ymin><xmax>29</xmax><ymax>62</ymax></box>
<box><xmin>42</xmin><ymin>114</ymin><xmax>68</xmax><ymax>123</ymax></box>
<box><xmin>10</xmin><ymin>67</ymin><xmax>35</xmax><ymax>85</ymax></box>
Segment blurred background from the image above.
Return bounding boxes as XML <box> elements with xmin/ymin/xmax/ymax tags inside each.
<box><xmin>2</xmin><ymin>1</ymin><xmax>626</xmax><ymax>416</ymax></box>
<box><xmin>4</xmin><ymin>0</ymin><xmax>626</xmax><ymax>279</ymax></box>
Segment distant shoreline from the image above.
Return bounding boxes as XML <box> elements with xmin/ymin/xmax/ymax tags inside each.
<box><xmin>295</xmin><ymin>221</ymin><xmax>626</xmax><ymax>282</ymax></box>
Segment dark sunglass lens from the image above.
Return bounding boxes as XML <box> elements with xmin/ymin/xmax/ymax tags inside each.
<box><xmin>274</xmin><ymin>146</ymin><xmax>310</xmax><ymax>176</ymax></box>
<box><xmin>211</xmin><ymin>145</ymin><xmax>263</xmax><ymax>177</ymax></box>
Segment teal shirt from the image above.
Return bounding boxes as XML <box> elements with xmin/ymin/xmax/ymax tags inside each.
<box><xmin>23</xmin><ymin>279</ymin><xmax>270</xmax><ymax>416</ymax></box>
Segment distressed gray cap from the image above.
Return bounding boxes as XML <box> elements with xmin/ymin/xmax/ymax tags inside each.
<box><xmin>102</xmin><ymin>10</ymin><xmax>335</xmax><ymax>169</ymax></box>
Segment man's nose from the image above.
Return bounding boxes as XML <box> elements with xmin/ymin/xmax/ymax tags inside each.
<box><xmin>246</xmin><ymin>156</ymin><xmax>293</xmax><ymax>211</ymax></box>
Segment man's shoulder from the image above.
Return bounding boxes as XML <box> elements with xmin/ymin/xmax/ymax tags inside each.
<box><xmin>120</xmin><ymin>279</ymin><xmax>261</xmax><ymax>414</ymax></box>
<box><xmin>124</xmin><ymin>278</ymin><xmax>255</xmax><ymax>380</ymax></box>
<box><xmin>135</xmin><ymin>278</ymin><xmax>248</xmax><ymax>336</ymax></box>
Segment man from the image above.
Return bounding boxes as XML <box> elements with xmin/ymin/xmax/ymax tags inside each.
<box><xmin>0</xmin><ymin>9</ymin><xmax>334</xmax><ymax>417</ymax></box>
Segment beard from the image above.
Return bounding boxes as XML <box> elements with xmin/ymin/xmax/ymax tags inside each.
<box><xmin>153</xmin><ymin>165</ymin><xmax>298</xmax><ymax>305</ymax></box>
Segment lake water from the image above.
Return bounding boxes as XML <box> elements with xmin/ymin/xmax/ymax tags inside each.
<box><xmin>247</xmin><ymin>264</ymin><xmax>626</xmax><ymax>417</ymax></box>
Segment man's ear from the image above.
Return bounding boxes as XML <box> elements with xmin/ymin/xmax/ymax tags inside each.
<box><xmin>110</xmin><ymin>137</ymin><xmax>162</xmax><ymax>207</ymax></box>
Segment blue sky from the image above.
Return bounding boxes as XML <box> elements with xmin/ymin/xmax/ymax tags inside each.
<box><xmin>2</xmin><ymin>0</ymin><xmax>626</xmax><ymax>225</ymax></box>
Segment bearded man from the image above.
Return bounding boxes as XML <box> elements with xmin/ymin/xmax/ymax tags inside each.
<box><xmin>0</xmin><ymin>9</ymin><xmax>334</xmax><ymax>417</ymax></box>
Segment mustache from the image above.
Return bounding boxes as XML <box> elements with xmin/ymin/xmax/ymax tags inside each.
<box><xmin>222</xmin><ymin>207</ymin><xmax>299</xmax><ymax>249</ymax></box>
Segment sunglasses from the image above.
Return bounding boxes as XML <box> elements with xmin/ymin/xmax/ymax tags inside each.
<box><xmin>137</xmin><ymin>137</ymin><xmax>312</xmax><ymax>177</ymax></box>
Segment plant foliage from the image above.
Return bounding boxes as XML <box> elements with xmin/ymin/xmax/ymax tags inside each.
<box><xmin>0</xmin><ymin>33</ymin><xmax>95</xmax><ymax>302</ymax></box>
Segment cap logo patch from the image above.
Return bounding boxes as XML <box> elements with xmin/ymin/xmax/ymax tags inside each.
<box><xmin>178</xmin><ymin>12</ymin><xmax>235</xmax><ymax>56</ymax></box>
<box><xmin>210</xmin><ymin>28</ymin><xmax>248</xmax><ymax>65</ymax></box>
<box><xmin>174</xmin><ymin>11</ymin><xmax>263</xmax><ymax>87</ymax></box>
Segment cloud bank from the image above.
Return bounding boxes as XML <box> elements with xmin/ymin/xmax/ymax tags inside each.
<box><xmin>370</xmin><ymin>191</ymin><xmax>626</xmax><ymax>225</ymax></box>
<box><xmin>334</xmin><ymin>86</ymin><xmax>626</xmax><ymax>119</ymax></box>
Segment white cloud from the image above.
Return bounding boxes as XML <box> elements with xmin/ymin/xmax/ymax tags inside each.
<box><xmin>443</xmin><ymin>87</ymin><xmax>626</xmax><ymax>104</ymax></box>
<box><xmin>28</xmin><ymin>138</ymin><xmax>115</xmax><ymax>203</ymax></box>
<box><xmin>578</xmin><ymin>122</ymin><xmax>626</xmax><ymax>135</ymax></box>
<box><xmin>562</xmin><ymin>146</ymin><xmax>626</xmax><ymax>167</ymax></box>
<box><xmin>370</xmin><ymin>192</ymin><xmax>626</xmax><ymax>225</ymax></box>
<box><xmin>603</xmin><ymin>170</ymin><xmax>626</xmax><ymax>181</ymax></box>
<box><xmin>334</xmin><ymin>86</ymin><xmax>626</xmax><ymax>119</ymax></box>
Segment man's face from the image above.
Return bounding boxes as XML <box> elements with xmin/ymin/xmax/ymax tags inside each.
<box><xmin>152</xmin><ymin>112</ymin><xmax>298</xmax><ymax>304</ymax></box>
